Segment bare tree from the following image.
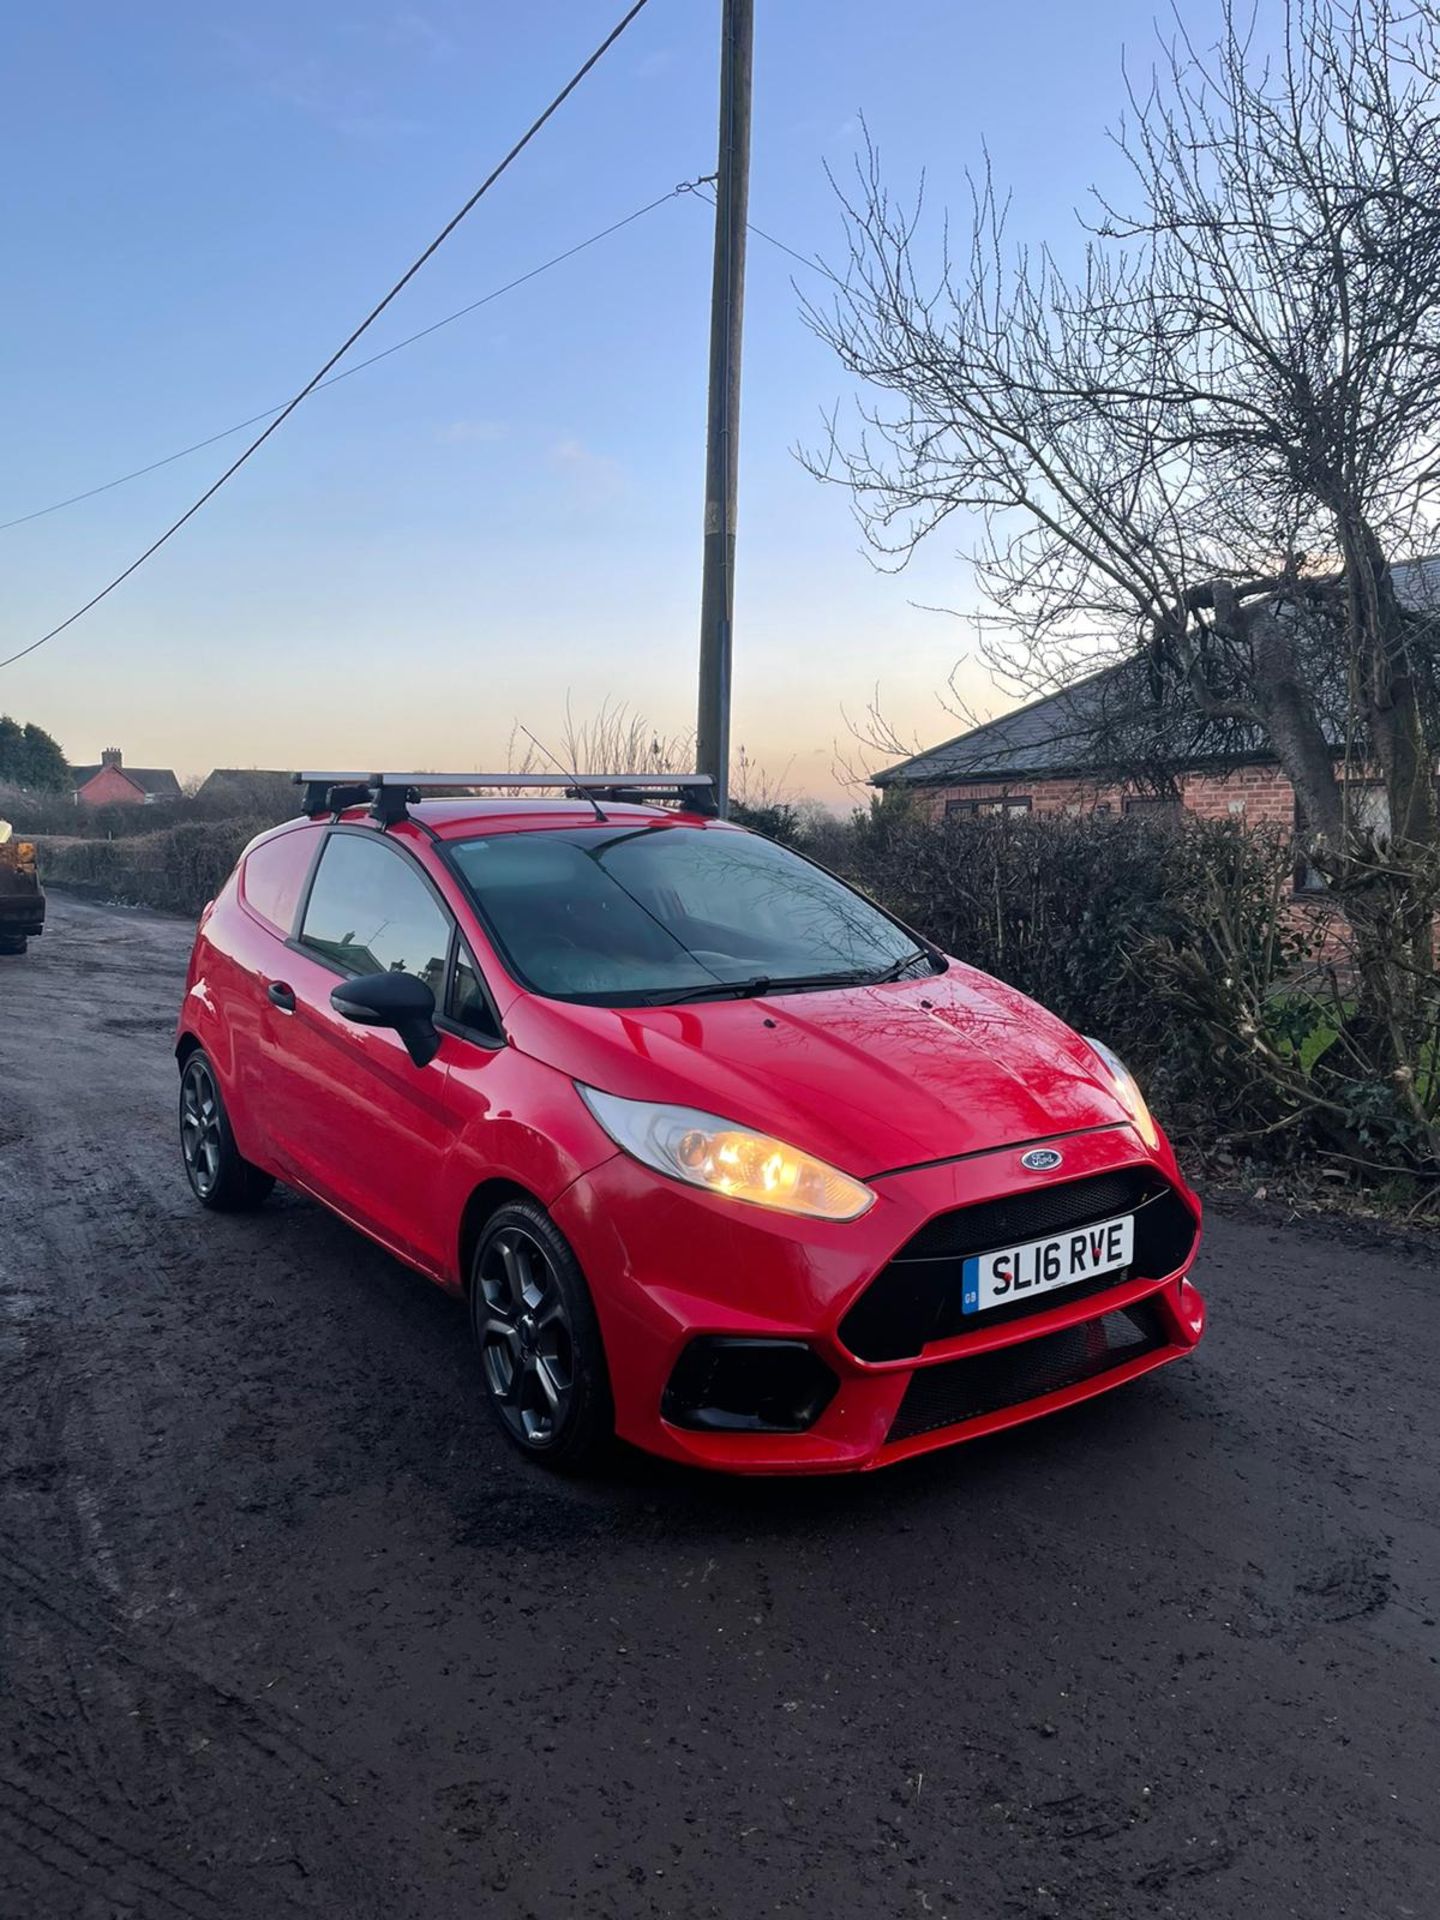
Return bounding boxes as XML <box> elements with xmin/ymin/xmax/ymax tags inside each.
<box><xmin>805</xmin><ymin>0</ymin><xmax>1440</xmax><ymax>1150</ymax></box>
<box><xmin>506</xmin><ymin>697</ymin><xmax>693</xmax><ymax>786</ymax></box>
<box><xmin>505</xmin><ymin>697</ymin><xmax>794</xmax><ymax>823</ymax></box>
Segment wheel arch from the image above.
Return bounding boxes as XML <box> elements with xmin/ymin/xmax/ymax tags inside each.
<box><xmin>174</xmin><ymin>1026</ymin><xmax>268</xmax><ymax>1174</ymax></box>
<box><xmin>458</xmin><ymin>1178</ymin><xmax>545</xmax><ymax>1292</ymax></box>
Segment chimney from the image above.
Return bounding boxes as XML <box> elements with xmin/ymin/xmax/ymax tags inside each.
<box><xmin>101</xmin><ymin>748</ymin><xmax>123</xmax><ymax>769</ymax></box>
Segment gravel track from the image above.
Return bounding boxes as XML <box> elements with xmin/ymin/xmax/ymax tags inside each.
<box><xmin>1</xmin><ymin>892</ymin><xmax>1437</xmax><ymax>1919</ymax></box>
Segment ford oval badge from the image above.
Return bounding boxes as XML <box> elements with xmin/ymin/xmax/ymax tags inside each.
<box><xmin>1021</xmin><ymin>1147</ymin><xmax>1063</xmax><ymax>1172</ymax></box>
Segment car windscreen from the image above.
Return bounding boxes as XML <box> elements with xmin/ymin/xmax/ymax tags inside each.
<box><xmin>447</xmin><ymin>824</ymin><xmax>928</xmax><ymax>1005</ymax></box>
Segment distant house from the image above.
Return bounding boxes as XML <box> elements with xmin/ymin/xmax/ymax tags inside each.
<box><xmin>73</xmin><ymin>749</ymin><xmax>182</xmax><ymax>808</ymax></box>
<box><xmin>193</xmin><ymin>768</ymin><xmax>295</xmax><ymax>813</ymax></box>
<box><xmin>872</xmin><ymin>556</ymin><xmax>1440</xmax><ymax>846</ymax></box>
<box><xmin>869</xmin><ymin>664</ymin><xmax>1304</xmax><ymax>826</ymax></box>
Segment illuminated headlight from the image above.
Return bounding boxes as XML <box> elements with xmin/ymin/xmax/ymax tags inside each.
<box><xmin>1086</xmin><ymin>1038</ymin><xmax>1161</xmax><ymax>1151</ymax></box>
<box><xmin>577</xmin><ymin>1085</ymin><xmax>875</xmax><ymax>1221</ymax></box>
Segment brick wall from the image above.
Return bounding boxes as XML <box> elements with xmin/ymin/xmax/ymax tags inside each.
<box><xmin>1178</xmin><ymin>766</ymin><xmax>1296</xmax><ymax>826</ymax></box>
<box><xmin>918</xmin><ymin>762</ymin><xmax>1298</xmax><ymax>826</ymax></box>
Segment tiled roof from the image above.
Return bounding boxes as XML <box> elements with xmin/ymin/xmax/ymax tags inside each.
<box><xmin>1394</xmin><ymin>554</ymin><xmax>1440</xmax><ymax>609</ymax></box>
<box><xmin>73</xmin><ymin>764</ymin><xmax>182</xmax><ymax>798</ymax></box>
<box><xmin>874</xmin><ymin>557</ymin><xmax>1440</xmax><ymax>787</ymax></box>
<box><xmin>871</xmin><ymin>668</ymin><xmax>1142</xmax><ymax>786</ymax></box>
<box><xmin>195</xmin><ymin>768</ymin><xmax>292</xmax><ymax>797</ymax></box>
<box><xmin>197</xmin><ymin>768</ymin><xmax>290</xmax><ymax>786</ymax></box>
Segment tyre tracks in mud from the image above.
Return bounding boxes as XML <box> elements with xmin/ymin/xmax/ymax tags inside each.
<box><xmin>3</xmin><ymin>894</ymin><xmax>1439</xmax><ymax>1920</ymax></box>
<box><xmin>0</xmin><ymin>900</ymin><xmax>393</xmax><ymax>1918</ymax></box>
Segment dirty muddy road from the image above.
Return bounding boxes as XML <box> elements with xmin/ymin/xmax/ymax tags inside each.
<box><xmin>1</xmin><ymin>893</ymin><xmax>1437</xmax><ymax>1919</ymax></box>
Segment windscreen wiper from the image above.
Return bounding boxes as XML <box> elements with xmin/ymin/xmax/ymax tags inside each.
<box><xmin>648</xmin><ymin>959</ymin><xmax>927</xmax><ymax>1007</ymax></box>
<box><xmin>866</xmin><ymin>948</ymin><xmax>939</xmax><ymax>983</ymax></box>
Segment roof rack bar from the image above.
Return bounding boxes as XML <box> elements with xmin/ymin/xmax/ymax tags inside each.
<box><xmin>293</xmin><ymin>771</ymin><xmax>381</xmax><ymax>816</ymax></box>
<box><xmin>369</xmin><ymin>772</ymin><xmax>714</xmax><ymax>792</ymax></box>
<box><xmin>290</xmin><ymin>770</ymin><xmax>718</xmax><ymax>823</ymax></box>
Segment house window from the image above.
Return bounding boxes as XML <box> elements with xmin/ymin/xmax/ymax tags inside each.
<box><xmin>1294</xmin><ymin>784</ymin><xmax>1391</xmax><ymax>894</ymax></box>
<box><xmin>1294</xmin><ymin>794</ymin><xmax>1323</xmax><ymax>894</ymax></box>
<box><xmin>945</xmin><ymin>795</ymin><xmax>1033</xmax><ymax>819</ymax></box>
<box><xmin>1353</xmin><ymin>785</ymin><xmax>1392</xmax><ymax>838</ymax></box>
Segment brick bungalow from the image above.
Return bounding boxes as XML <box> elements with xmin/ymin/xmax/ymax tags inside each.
<box><xmin>872</xmin><ymin>556</ymin><xmax>1439</xmax><ymax>858</ymax></box>
<box><xmin>870</xmin><ymin>671</ymin><xmax>1303</xmax><ymax>830</ymax></box>
<box><xmin>72</xmin><ymin>749</ymin><xmax>182</xmax><ymax>807</ymax></box>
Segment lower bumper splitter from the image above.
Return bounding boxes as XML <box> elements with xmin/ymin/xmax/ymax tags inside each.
<box><xmin>887</xmin><ymin>1297</ymin><xmax>1170</xmax><ymax>1442</ymax></box>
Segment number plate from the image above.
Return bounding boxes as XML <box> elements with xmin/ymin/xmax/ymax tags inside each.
<box><xmin>961</xmin><ymin>1211</ymin><xmax>1134</xmax><ymax>1316</ymax></box>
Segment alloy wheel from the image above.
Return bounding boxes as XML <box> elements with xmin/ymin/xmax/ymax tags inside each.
<box><xmin>476</xmin><ymin>1226</ymin><xmax>576</xmax><ymax>1447</ymax></box>
<box><xmin>180</xmin><ymin>1056</ymin><xmax>223</xmax><ymax>1199</ymax></box>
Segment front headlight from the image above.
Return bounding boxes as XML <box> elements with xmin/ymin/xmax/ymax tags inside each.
<box><xmin>1085</xmin><ymin>1038</ymin><xmax>1161</xmax><ymax>1151</ymax></box>
<box><xmin>577</xmin><ymin>1085</ymin><xmax>875</xmax><ymax>1221</ymax></box>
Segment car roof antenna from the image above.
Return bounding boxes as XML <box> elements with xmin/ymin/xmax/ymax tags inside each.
<box><xmin>515</xmin><ymin>724</ymin><xmax>608</xmax><ymax>823</ymax></box>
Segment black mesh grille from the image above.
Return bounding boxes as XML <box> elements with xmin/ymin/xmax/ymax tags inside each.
<box><xmin>661</xmin><ymin>1339</ymin><xmax>837</xmax><ymax>1433</ymax></box>
<box><xmin>900</xmin><ymin>1168</ymin><xmax>1162</xmax><ymax>1259</ymax></box>
<box><xmin>840</xmin><ymin>1170</ymin><xmax>1197</xmax><ymax>1362</ymax></box>
<box><xmin>887</xmin><ymin>1300</ymin><xmax>1170</xmax><ymax>1442</ymax></box>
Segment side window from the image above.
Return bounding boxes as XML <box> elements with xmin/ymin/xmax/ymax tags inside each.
<box><xmin>241</xmin><ymin>827</ymin><xmax>319</xmax><ymax>936</ymax></box>
<box><xmin>300</xmin><ymin>833</ymin><xmax>451</xmax><ymax>998</ymax></box>
<box><xmin>449</xmin><ymin>938</ymin><xmax>503</xmax><ymax>1042</ymax></box>
<box><xmin>946</xmin><ymin>796</ymin><xmax>1032</xmax><ymax>818</ymax></box>
<box><xmin>1295</xmin><ymin>785</ymin><xmax>1390</xmax><ymax>893</ymax></box>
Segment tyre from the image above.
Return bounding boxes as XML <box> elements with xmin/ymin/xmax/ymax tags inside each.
<box><xmin>178</xmin><ymin>1050</ymin><xmax>275</xmax><ymax>1212</ymax></box>
<box><xmin>470</xmin><ymin>1200</ymin><xmax>614</xmax><ymax>1471</ymax></box>
<box><xmin>0</xmin><ymin>935</ymin><xmax>26</xmax><ymax>956</ymax></box>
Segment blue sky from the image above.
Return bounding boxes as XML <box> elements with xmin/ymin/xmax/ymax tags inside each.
<box><xmin>2</xmin><ymin>0</ymin><xmax>1179</xmax><ymax>801</ymax></box>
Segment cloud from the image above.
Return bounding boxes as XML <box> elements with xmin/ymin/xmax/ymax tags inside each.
<box><xmin>550</xmin><ymin>438</ymin><xmax>627</xmax><ymax>508</ymax></box>
<box><xmin>385</xmin><ymin>10</ymin><xmax>453</xmax><ymax>60</ymax></box>
<box><xmin>637</xmin><ymin>48</ymin><xmax>675</xmax><ymax>81</ymax></box>
<box><xmin>437</xmin><ymin>419</ymin><xmax>507</xmax><ymax>445</ymax></box>
<box><xmin>212</xmin><ymin>23</ymin><xmax>428</xmax><ymax>140</ymax></box>
<box><xmin>262</xmin><ymin>62</ymin><xmax>423</xmax><ymax>140</ymax></box>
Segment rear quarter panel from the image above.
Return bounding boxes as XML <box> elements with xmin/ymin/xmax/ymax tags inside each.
<box><xmin>176</xmin><ymin>865</ymin><xmax>295</xmax><ymax>1171</ymax></box>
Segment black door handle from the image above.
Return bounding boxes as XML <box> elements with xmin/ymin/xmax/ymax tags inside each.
<box><xmin>267</xmin><ymin>981</ymin><xmax>296</xmax><ymax>1012</ymax></box>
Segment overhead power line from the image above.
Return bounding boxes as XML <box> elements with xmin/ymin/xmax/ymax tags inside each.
<box><xmin>0</xmin><ymin>181</ymin><xmax>706</xmax><ymax>538</ymax></box>
<box><xmin>687</xmin><ymin>181</ymin><xmax>839</xmax><ymax>283</ymax></box>
<box><xmin>0</xmin><ymin>0</ymin><xmax>653</xmax><ymax>674</ymax></box>
<box><xmin>0</xmin><ymin>178</ymin><xmax>795</xmax><ymax>547</ymax></box>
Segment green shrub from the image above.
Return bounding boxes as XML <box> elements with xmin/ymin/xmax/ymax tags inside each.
<box><xmin>35</xmin><ymin>790</ymin><xmax>1431</xmax><ymax>1174</ymax></box>
<box><xmin>36</xmin><ymin>818</ymin><xmax>273</xmax><ymax>917</ymax></box>
<box><xmin>805</xmin><ymin>803</ymin><xmax>1313</xmax><ymax>1152</ymax></box>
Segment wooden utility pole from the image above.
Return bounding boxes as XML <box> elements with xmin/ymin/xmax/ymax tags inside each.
<box><xmin>695</xmin><ymin>0</ymin><xmax>753</xmax><ymax>818</ymax></box>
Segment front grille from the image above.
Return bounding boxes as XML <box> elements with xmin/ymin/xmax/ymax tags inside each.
<box><xmin>887</xmin><ymin>1300</ymin><xmax>1170</xmax><ymax>1442</ymax></box>
<box><xmin>840</xmin><ymin>1169</ymin><xmax>1197</xmax><ymax>1362</ymax></box>
<box><xmin>900</xmin><ymin>1168</ymin><xmax>1160</xmax><ymax>1259</ymax></box>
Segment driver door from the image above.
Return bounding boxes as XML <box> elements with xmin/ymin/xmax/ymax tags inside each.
<box><xmin>260</xmin><ymin>827</ymin><xmax>459</xmax><ymax>1271</ymax></box>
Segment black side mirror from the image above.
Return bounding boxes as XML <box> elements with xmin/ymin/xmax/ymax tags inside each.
<box><xmin>331</xmin><ymin>972</ymin><xmax>440</xmax><ymax>1068</ymax></box>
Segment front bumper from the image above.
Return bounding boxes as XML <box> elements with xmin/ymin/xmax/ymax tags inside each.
<box><xmin>552</xmin><ymin>1122</ymin><xmax>1205</xmax><ymax>1475</ymax></box>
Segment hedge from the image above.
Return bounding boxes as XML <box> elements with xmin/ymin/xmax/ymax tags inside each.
<box><xmin>35</xmin><ymin>797</ymin><xmax>1410</xmax><ymax>1171</ymax></box>
<box><xmin>36</xmin><ymin>819</ymin><xmax>271</xmax><ymax>917</ymax></box>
